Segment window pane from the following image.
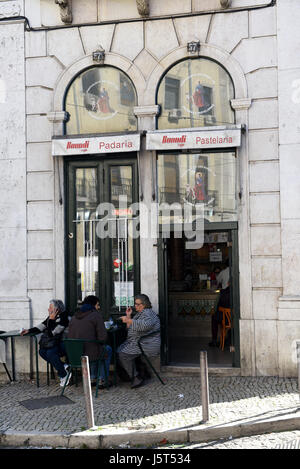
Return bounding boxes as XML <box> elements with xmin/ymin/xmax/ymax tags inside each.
<box><xmin>109</xmin><ymin>166</ymin><xmax>135</xmax><ymax>310</ymax></box>
<box><xmin>110</xmin><ymin>166</ymin><xmax>133</xmax><ymax>208</ymax></box>
<box><xmin>65</xmin><ymin>67</ymin><xmax>137</xmax><ymax>135</ymax></box>
<box><xmin>157</xmin><ymin>58</ymin><xmax>234</xmax><ymax>129</ymax></box>
<box><xmin>75</xmin><ymin>168</ymin><xmax>99</xmax><ymax>301</ymax></box>
<box><xmin>158</xmin><ymin>153</ymin><xmax>237</xmax><ymax>222</ymax></box>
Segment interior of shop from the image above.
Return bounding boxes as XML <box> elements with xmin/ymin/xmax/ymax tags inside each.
<box><xmin>166</xmin><ymin>231</ymin><xmax>233</xmax><ymax>367</ymax></box>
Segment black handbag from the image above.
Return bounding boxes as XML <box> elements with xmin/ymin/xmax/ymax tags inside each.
<box><xmin>39</xmin><ymin>332</ymin><xmax>58</xmax><ymax>349</ymax></box>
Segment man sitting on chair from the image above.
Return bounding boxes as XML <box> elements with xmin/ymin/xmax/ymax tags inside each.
<box><xmin>68</xmin><ymin>296</ymin><xmax>112</xmax><ymax>388</ymax></box>
<box><xmin>117</xmin><ymin>294</ymin><xmax>160</xmax><ymax>389</ymax></box>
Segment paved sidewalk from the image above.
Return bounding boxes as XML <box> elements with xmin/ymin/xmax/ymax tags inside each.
<box><xmin>0</xmin><ymin>373</ymin><xmax>299</xmax><ymax>448</ymax></box>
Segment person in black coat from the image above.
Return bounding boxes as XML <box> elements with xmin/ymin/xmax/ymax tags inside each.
<box><xmin>21</xmin><ymin>299</ymin><xmax>70</xmax><ymax>387</ymax></box>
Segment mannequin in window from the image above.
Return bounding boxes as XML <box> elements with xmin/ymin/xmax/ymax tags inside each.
<box><xmin>193</xmin><ymin>81</ymin><xmax>205</xmax><ymax>113</ymax></box>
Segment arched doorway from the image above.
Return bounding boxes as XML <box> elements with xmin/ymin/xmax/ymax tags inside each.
<box><xmin>155</xmin><ymin>57</ymin><xmax>240</xmax><ymax>367</ymax></box>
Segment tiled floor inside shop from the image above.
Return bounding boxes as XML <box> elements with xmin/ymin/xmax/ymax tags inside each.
<box><xmin>168</xmin><ymin>337</ymin><xmax>233</xmax><ymax>367</ymax></box>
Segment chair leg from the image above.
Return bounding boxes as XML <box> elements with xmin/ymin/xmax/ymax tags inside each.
<box><xmin>3</xmin><ymin>363</ymin><xmax>12</xmax><ymax>382</ymax></box>
<box><xmin>141</xmin><ymin>353</ymin><xmax>165</xmax><ymax>385</ymax></box>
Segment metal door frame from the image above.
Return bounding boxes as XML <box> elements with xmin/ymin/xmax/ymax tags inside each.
<box><xmin>65</xmin><ymin>154</ymin><xmax>140</xmax><ymax>316</ymax></box>
<box><xmin>158</xmin><ymin>221</ymin><xmax>240</xmax><ymax>367</ymax></box>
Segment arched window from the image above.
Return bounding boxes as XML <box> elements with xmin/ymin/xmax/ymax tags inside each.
<box><xmin>157</xmin><ymin>58</ymin><xmax>234</xmax><ymax>129</ymax></box>
<box><xmin>64</xmin><ymin>66</ymin><xmax>138</xmax><ymax>135</ymax></box>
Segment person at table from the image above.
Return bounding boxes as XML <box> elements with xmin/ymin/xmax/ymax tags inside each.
<box><xmin>21</xmin><ymin>299</ymin><xmax>71</xmax><ymax>387</ymax></box>
<box><xmin>68</xmin><ymin>295</ymin><xmax>112</xmax><ymax>388</ymax></box>
<box><xmin>209</xmin><ymin>279</ymin><xmax>231</xmax><ymax>347</ymax></box>
<box><xmin>117</xmin><ymin>294</ymin><xmax>160</xmax><ymax>389</ymax></box>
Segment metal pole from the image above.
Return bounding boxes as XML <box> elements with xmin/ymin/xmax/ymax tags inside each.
<box><xmin>200</xmin><ymin>350</ymin><xmax>209</xmax><ymax>423</ymax></box>
<box><xmin>81</xmin><ymin>355</ymin><xmax>95</xmax><ymax>429</ymax></box>
<box><xmin>297</xmin><ymin>341</ymin><xmax>300</xmax><ymax>403</ymax></box>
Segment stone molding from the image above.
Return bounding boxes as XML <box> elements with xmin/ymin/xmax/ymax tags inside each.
<box><xmin>231</xmin><ymin>98</ymin><xmax>252</xmax><ymax>111</ymax></box>
<box><xmin>0</xmin><ymin>1</ymin><xmax>22</xmax><ymax>18</ymax></box>
<box><xmin>134</xmin><ymin>105</ymin><xmax>160</xmax><ymax>118</ymax></box>
<box><xmin>47</xmin><ymin>111</ymin><xmax>69</xmax><ymax>123</ymax></box>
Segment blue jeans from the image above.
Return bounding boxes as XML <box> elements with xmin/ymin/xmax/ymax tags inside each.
<box><xmin>89</xmin><ymin>345</ymin><xmax>112</xmax><ymax>381</ymax></box>
<box><xmin>39</xmin><ymin>342</ymin><xmax>67</xmax><ymax>378</ymax></box>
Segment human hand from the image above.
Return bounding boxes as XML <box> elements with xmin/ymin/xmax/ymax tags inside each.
<box><xmin>120</xmin><ymin>315</ymin><xmax>133</xmax><ymax>328</ymax></box>
<box><xmin>49</xmin><ymin>308</ymin><xmax>59</xmax><ymax>321</ymax></box>
<box><xmin>126</xmin><ymin>307</ymin><xmax>132</xmax><ymax>317</ymax></box>
<box><xmin>20</xmin><ymin>329</ymin><xmax>29</xmax><ymax>336</ymax></box>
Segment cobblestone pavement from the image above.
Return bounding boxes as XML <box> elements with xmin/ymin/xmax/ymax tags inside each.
<box><xmin>0</xmin><ymin>375</ymin><xmax>299</xmax><ymax>436</ymax></box>
<box><xmin>150</xmin><ymin>430</ymin><xmax>300</xmax><ymax>449</ymax></box>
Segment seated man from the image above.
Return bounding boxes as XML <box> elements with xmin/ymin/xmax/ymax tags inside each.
<box><xmin>68</xmin><ymin>295</ymin><xmax>112</xmax><ymax>388</ymax></box>
<box><xmin>117</xmin><ymin>294</ymin><xmax>160</xmax><ymax>389</ymax></box>
<box><xmin>21</xmin><ymin>299</ymin><xmax>71</xmax><ymax>387</ymax></box>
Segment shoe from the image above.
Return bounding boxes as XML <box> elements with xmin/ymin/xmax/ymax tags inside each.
<box><xmin>208</xmin><ymin>340</ymin><xmax>217</xmax><ymax>347</ymax></box>
<box><xmin>131</xmin><ymin>376</ymin><xmax>144</xmax><ymax>389</ymax></box>
<box><xmin>91</xmin><ymin>379</ymin><xmax>112</xmax><ymax>389</ymax></box>
<box><xmin>60</xmin><ymin>370</ymin><xmax>72</xmax><ymax>388</ymax></box>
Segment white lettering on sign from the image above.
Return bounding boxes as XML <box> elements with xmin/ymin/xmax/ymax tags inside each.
<box><xmin>146</xmin><ymin>126</ymin><xmax>241</xmax><ymax>150</ymax></box>
<box><xmin>52</xmin><ymin>134</ymin><xmax>140</xmax><ymax>156</ymax></box>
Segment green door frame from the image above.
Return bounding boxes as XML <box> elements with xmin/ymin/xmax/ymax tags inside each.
<box><xmin>158</xmin><ymin>221</ymin><xmax>240</xmax><ymax>367</ymax></box>
<box><xmin>64</xmin><ymin>154</ymin><xmax>140</xmax><ymax>316</ymax></box>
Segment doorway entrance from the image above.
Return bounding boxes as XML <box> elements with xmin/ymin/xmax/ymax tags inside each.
<box><xmin>159</xmin><ymin>224</ymin><xmax>240</xmax><ymax>368</ymax></box>
<box><xmin>65</xmin><ymin>154</ymin><xmax>139</xmax><ymax>318</ymax></box>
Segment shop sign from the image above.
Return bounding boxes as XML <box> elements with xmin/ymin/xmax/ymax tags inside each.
<box><xmin>146</xmin><ymin>126</ymin><xmax>241</xmax><ymax>150</ymax></box>
<box><xmin>52</xmin><ymin>133</ymin><xmax>141</xmax><ymax>156</ymax></box>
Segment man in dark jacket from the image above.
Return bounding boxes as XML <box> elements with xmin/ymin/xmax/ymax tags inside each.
<box><xmin>68</xmin><ymin>296</ymin><xmax>112</xmax><ymax>387</ymax></box>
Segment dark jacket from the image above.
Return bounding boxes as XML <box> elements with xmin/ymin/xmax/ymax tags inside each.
<box><xmin>28</xmin><ymin>311</ymin><xmax>69</xmax><ymax>347</ymax></box>
<box><xmin>67</xmin><ymin>305</ymin><xmax>107</xmax><ymax>361</ymax></box>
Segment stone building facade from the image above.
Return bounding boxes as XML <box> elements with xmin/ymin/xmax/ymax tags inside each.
<box><xmin>0</xmin><ymin>0</ymin><xmax>299</xmax><ymax>377</ymax></box>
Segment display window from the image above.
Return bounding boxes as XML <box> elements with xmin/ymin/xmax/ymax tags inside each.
<box><xmin>157</xmin><ymin>58</ymin><xmax>234</xmax><ymax>129</ymax></box>
<box><xmin>65</xmin><ymin>66</ymin><xmax>138</xmax><ymax>135</ymax></box>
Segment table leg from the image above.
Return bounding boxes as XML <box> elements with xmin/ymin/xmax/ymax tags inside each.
<box><xmin>34</xmin><ymin>336</ymin><xmax>39</xmax><ymax>388</ymax></box>
<box><xmin>11</xmin><ymin>337</ymin><xmax>16</xmax><ymax>381</ymax></box>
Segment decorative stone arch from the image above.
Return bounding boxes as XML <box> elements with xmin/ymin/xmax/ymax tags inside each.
<box><xmin>145</xmin><ymin>43</ymin><xmax>248</xmax><ymax>106</ymax></box>
<box><xmin>49</xmin><ymin>52</ymin><xmax>146</xmax><ymax>134</ymax></box>
<box><xmin>49</xmin><ymin>52</ymin><xmax>146</xmax><ymax>304</ymax></box>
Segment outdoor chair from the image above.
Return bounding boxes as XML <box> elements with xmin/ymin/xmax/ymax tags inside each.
<box><xmin>0</xmin><ymin>331</ymin><xmax>12</xmax><ymax>382</ymax></box>
<box><xmin>61</xmin><ymin>338</ymin><xmax>109</xmax><ymax>398</ymax></box>
<box><xmin>137</xmin><ymin>331</ymin><xmax>165</xmax><ymax>385</ymax></box>
<box><xmin>219</xmin><ymin>307</ymin><xmax>232</xmax><ymax>351</ymax></box>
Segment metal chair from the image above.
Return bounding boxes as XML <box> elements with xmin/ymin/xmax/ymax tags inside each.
<box><xmin>219</xmin><ymin>307</ymin><xmax>231</xmax><ymax>351</ymax></box>
<box><xmin>61</xmin><ymin>339</ymin><xmax>109</xmax><ymax>397</ymax></box>
<box><xmin>137</xmin><ymin>331</ymin><xmax>165</xmax><ymax>385</ymax></box>
<box><xmin>0</xmin><ymin>331</ymin><xmax>12</xmax><ymax>382</ymax></box>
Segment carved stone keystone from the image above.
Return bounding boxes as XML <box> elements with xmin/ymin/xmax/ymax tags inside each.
<box><xmin>220</xmin><ymin>0</ymin><xmax>231</xmax><ymax>8</ymax></box>
<box><xmin>136</xmin><ymin>0</ymin><xmax>149</xmax><ymax>17</ymax></box>
<box><xmin>55</xmin><ymin>0</ymin><xmax>73</xmax><ymax>24</ymax></box>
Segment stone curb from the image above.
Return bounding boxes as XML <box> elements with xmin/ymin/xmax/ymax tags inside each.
<box><xmin>1</xmin><ymin>412</ymin><xmax>300</xmax><ymax>448</ymax></box>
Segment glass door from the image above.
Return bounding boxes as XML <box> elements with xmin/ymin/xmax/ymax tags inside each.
<box><xmin>66</xmin><ymin>156</ymin><xmax>139</xmax><ymax>318</ymax></box>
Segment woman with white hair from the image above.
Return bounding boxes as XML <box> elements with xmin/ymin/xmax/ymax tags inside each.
<box><xmin>21</xmin><ymin>299</ymin><xmax>71</xmax><ymax>387</ymax></box>
<box><xmin>117</xmin><ymin>294</ymin><xmax>160</xmax><ymax>389</ymax></box>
